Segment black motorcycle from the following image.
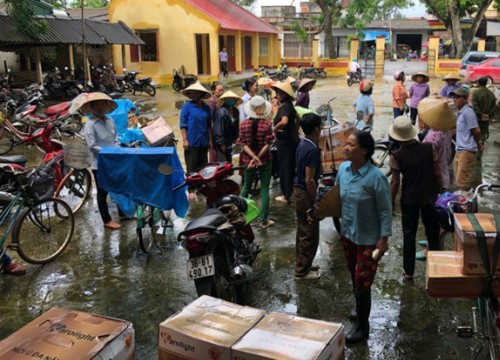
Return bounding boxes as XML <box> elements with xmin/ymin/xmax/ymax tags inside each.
<box><xmin>42</xmin><ymin>71</ymin><xmax>83</xmax><ymax>100</ymax></box>
<box><xmin>265</xmin><ymin>62</ymin><xmax>289</xmax><ymax>81</ymax></box>
<box><xmin>346</xmin><ymin>70</ymin><xmax>363</xmax><ymax>87</ymax></box>
<box><xmin>172</xmin><ymin>66</ymin><xmax>197</xmax><ymax>92</ymax></box>
<box><xmin>126</xmin><ymin>71</ymin><xmax>156</xmax><ymax>96</ymax></box>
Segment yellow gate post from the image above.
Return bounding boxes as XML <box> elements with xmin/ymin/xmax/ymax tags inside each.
<box><xmin>427</xmin><ymin>35</ymin><xmax>440</xmax><ymax>77</ymax></box>
<box><xmin>375</xmin><ymin>36</ymin><xmax>385</xmax><ymax>77</ymax></box>
<box><xmin>312</xmin><ymin>38</ymin><xmax>319</xmax><ymax>67</ymax></box>
<box><xmin>350</xmin><ymin>38</ymin><xmax>359</xmax><ymax>61</ymax></box>
<box><xmin>477</xmin><ymin>38</ymin><xmax>486</xmax><ymax>52</ymax></box>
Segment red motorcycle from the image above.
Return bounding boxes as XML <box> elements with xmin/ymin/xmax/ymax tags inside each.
<box><xmin>0</xmin><ymin>120</ymin><xmax>92</xmax><ymax>214</ymax></box>
<box><xmin>175</xmin><ymin>162</ymin><xmax>261</xmax><ymax>303</ymax></box>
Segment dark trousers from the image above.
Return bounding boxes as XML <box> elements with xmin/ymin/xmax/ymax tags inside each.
<box><xmin>410</xmin><ymin>107</ymin><xmax>418</xmax><ymax>125</ymax></box>
<box><xmin>184</xmin><ymin>147</ymin><xmax>208</xmax><ymax>174</ymax></box>
<box><xmin>393</xmin><ymin>107</ymin><xmax>404</xmax><ymax>118</ymax></box>
<box><xmin>220</xmin><ymin>61</ymin><xmax>228</xmax><ymax>77</ymax></box>
<box><xmin>92</xmin><ymin>170</ymin><xmax>124</xmax><ymax>224</ymax></box>
<box><xmin>278</xmin><ymin>142</ymin><xmax>297</xmax><ymax>199</ymax></box>
<box><xmin>294</xmin><ymin>187</ymin><xmax>319</xmax><ymax>277</ymax></box>
<box><xmin>401</xmin><ymin>203</ymin><xmax>440</xmax><ymax>276</ymax></box>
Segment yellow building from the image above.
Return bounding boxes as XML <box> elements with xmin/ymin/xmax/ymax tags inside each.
<box><xmin>109</xmin><ymin>0</ymin><xmax>280</xmax><ymax>85</ymax></box>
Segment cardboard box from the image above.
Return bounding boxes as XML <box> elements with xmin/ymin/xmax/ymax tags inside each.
<box><xmin>426</xmin><ymin>251</ymin><xmax>500</xmax><ymax>298</ymax></box>
<box><xmin>141</xmin><ymin>116</ymin><xmax>174</xmax><ymax>147</ymax></box>
<box><xmin>158</xmin><ymin>295</ymin><xmax>265</xmax><ymax>360</ymax></box>
<box><xmin>454</xmin><ymin>213</ymin><xmax>500</xmax><ymax>275</ymax></box>
<box><xmin>318</xmin><ymin>123</ymin><xmax>355</xmax><ymax>172</ymax></box>
<box><xmin>231</xmin><ymin>312</ymin><xmax>345</xmax><ymax>360</ymax></box>
<box><xmin>0</xmin><ymin>307</ymin><xmax>135</xmax><ymax>360</ymax></box>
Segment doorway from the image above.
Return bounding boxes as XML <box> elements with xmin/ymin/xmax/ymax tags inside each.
<box><xmin>195</xmin><ymin>33</ymin><xmax>211</xmax><ymax>75</ymax></box>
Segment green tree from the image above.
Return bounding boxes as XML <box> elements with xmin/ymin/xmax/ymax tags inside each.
<box><xmin>2</xmin><ymin>0</ymin><xmax>48</xmax><ymax>38</ymax></box>
<box><xmin>421</xmin><ymin>0</ymin><xmax>497</xmax><ymax>57</ymax></box>
<box><xmin>69</xmin><ymin>0</ymin><xmax>108</xmax><ymax>7</ymax></box>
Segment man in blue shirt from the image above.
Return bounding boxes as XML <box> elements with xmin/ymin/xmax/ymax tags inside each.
<box><xmin>352</xmin><ymin>80</ymin><xmax>375</xmax><ymax>131</ymax></box>
<box><xmin>180</xmin><ymin>82</ymin><xmax>213</xmax><ymax>174</ymax></box>
<box><xmin>293</xmin><ymin>113</ymin><xmax>322</xmax><ymax>280</ymax></box>
<box><xmin>450</xmin><ymin>88</ymin><xmax>482</xmax><ymax>189</ymax></box>
<box><xmin>219</xmin><ymin>48</ymin><xmax>228</xmax><ymax>78</ymax></box>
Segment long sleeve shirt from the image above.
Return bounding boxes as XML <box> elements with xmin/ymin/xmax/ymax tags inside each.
<box><xmin>336</xmin><ymin>161</ymin><xmax>392</xmax><ymax>245</ymax></box>
<box><xmin>179</xmin><ymin>101</ymin><xmax>211</xmax><ymax>147</ymax></box>
<box><xmin>472</xmin><ymin>87</ymin><xmax>497</xmax><ymax>118</ymax></box>
<box><xmin>84</xmin><ymin>115</ymin><xmax>118</xmax><ymax>170</ymax></box>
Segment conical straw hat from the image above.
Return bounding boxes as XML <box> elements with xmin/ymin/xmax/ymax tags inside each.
<box><xmin>298</xmin><ymin>78</ymin><xmax>316</xmax><ymax>92</ymax></box>
<box><xmin>411</xmin><ymin>72</ymin><xmax>430</xmax><ymax>83</ymax></box>
<box><xmin>181</xmin><ymin>81</ymin><xmax>211</xmax><ymax>99</ymax></box>
<box><xmin>271</xmin><ymin>81</ymin><xmax>295</xmax><ymax>99</ymax></box>
<box><xmin>217</xmin><ymin>90</ymin><xmax>243</xmax><ymax>106</ymax></box>
<box><xmin>68</xmin><ymin>92</ymin><xmax>117</xmax><ymax>114</ymax></box>
<box><xmin>442</xmin><ymin>73</ymin><xmax>460</xmax><ymax>81</ymax></box>
<box><xmin>417</xmin><ymin>97</ymin><xmax>456</xmax><ymax>131</ymax></box>
<box><xmin>314</xmin><ymin>184</ymin><xmax>341</xmax><ymax>218</ymax></box>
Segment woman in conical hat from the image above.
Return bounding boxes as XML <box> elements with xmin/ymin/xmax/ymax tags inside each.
<box><xmin>213</xmin><ymin>90</ymin><xmax>242</xmax><ymax>162</ymax></box>
<box><xmin>179</xmin><ymin>82</ymin><xmax>212</xmax><ymax>176</ymax></box>
<box><xmin>76</xmin><ymin>92</ymin><xmax>125</xmax><ymax>230</ymax></box>
<box><xmin>295</xmin><ymin>78</ymin><xmax>316</xmax><ymax>109</ymax></box>
<box><xmin>439</xmin><ymin>73</ymin><xmax>462</xmax><ymax>99</ymax></box>
<box><xmin>270</xmin><ymin>81</ymin><xmax>299</xmax><ymax>204</ymax></box>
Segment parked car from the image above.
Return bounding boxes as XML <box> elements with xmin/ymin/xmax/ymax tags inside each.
<box><xmin>459</xmin><ymin>51</ymin><xmax>500</xmax><ymax>77</ymax></box>
<box><xmin>464</xmin><ymin>58</ymin><xmax>500</xmax><ymax>86</ymax></box>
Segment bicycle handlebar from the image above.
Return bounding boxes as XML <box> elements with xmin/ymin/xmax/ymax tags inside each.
<box><xmin>446</xmin><ymin>183</ymin><xmax>500</xmax><ymax>214</ymax></box>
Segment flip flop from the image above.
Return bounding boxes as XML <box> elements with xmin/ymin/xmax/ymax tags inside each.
<box><xmin>260</xmin><ymin>220</ymin><xmax>275</xmax><ymax>229</ymax></box>
<box><xmin>104</xmin><ymin>221</ymin><xmax>121</xmax><ymax>230</ymax></box>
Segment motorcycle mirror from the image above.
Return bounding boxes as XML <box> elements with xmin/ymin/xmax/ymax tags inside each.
<box><xmin>158</xmin><ymin>164</ymin><xmax>174</xmax><ymax>175</ymax></box>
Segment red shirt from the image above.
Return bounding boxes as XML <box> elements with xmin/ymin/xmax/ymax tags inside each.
<box><xmin>237</xmin><ymin>118</ymin><xmax>274</xmax><ymax>165</ymax></box>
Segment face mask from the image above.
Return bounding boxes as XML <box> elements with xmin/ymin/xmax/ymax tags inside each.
<box><xmin>225</xmin><ymin>99</ymin><xmax>236</xmax><ymax>107</ymax></box>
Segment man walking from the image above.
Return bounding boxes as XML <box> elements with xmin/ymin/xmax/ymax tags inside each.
<box><xmin>472</xmin><ymin>76</ymin><xmax>497</xmax><ymax>145</ymax></box>
<box><xmin>389</xmin><ymin>116</ymin><xmax>442</xmax><ymax>277</ymax></box>
<box><xmin>293</xmin><ymin>113</ymin><xmax>323</xmax><ymax>280</ymax></box>
<box><xmin>219</xmin><ymin>48</ymin><xmax>228</xmax><ymax>78</ymax></box>
<box><xmin>450</xmin><ymin>88</ymin><xmax>482</xmax><ymax>190</ymax></box>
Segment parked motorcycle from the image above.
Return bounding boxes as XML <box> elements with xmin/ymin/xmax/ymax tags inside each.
<box><xmin>298</xmin><ymin>63</ymin><xmax>327</xmax><ymax>79</ymax></box>
<box><xmin>175</xmin><ymin>162</ymin><xmax>261</xmax><ymax>303</ymax></box>
<box><xmin>264</xmin><ymin>62</ymin><xmax>289</xmax><ymax>81</ymax></box>
<box><xmin>123</xmin><ymin>71</ymin><xmax>156</xmax><ymax>96</ymax></box>
<box><xmin>42</xmin><ymin>69</ymin><xmax>83</xmax><ymax>100</ymax></box>
<box><xmin>172</xmin><ymin>65</ymin><xmax>198</xmax><ymax>92</ymax></box>
<box><xmin>346</xmin><ymin>70</ymin><xmax>363</xmax><ymax>87</ymax></box>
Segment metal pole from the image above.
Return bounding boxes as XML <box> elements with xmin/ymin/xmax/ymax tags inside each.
<box><xmin>81</xmin><ymin>0</ymin><xmax>88</xmax><ymax>90</ymax></box>
<box><xmin>308</xmin><ymin>0</ymin><xmax>312</xmax><ymax>59</ymax></box>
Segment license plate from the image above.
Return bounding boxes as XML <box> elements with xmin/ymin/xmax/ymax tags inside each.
<box><xmin>187</xmin><ymin>254</ymin><xmax>215</xmax><ymax>280</ymax></box>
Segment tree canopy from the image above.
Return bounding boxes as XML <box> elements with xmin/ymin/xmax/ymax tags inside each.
<box><xmin>2</xmin><ymin>0</ymin><xmax>48</xmax><ymax>38</ymax></box>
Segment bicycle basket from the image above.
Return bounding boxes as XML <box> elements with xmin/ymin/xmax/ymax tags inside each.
<box><xmin>27</xmin><ymin>166</ymin><xmax>55</xmax><ymax>201</ymax></box>
<box><xmin>63</xmin><ymin>142</ymin><xmax>91</xmax><ymax>170</ymax></box>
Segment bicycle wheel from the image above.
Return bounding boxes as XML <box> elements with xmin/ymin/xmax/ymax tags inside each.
<box><xmin>0</xmin><ymin>127</ymin><xmax>14</xmax><ymax>155</ymax></box>
<box><xmin>137</xmin><ymin>205</ymin><xmax>157</xmax><ymax>253</ymax></box>
<box><xmin>372</xmin><ymin>145</ymin><xmax>392</xmax><ymax>177</ymax></box>
<box><xmin>55</xmin><ymin>168</ymin><xmax>92</xmax><ymax>214</ymax></box>
<box><xmin>12</xmin><ymin>198</ymin><xmax>74</xmax><ymax>264</ymax></box>
<box><xmin>484</xmin><ymin>297</ymin><xmax>500</xmax><ymax>360</ymax></box>
<box><xmin>438</xmin><ymin>230</ymin><xmax>455</xmax><ymax>251</ymax></box>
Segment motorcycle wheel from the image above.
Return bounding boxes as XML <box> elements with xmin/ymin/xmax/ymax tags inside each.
<box><xmin>144</xmin><ymin>84</ymin><xmax>156</xmax><ymax>97</ymax></box>
<box><xmin>318</xmin><ymin>70</ymin><xmax>327</xmax><ymax>79</ymax></box>
<box><xmin>194</xmin><ymin>255</ymin><xmax>237</xmax><ymax>303</ymax></box>
<box><xmin>347</xmin><ymin>78</ymin><xmax>353</xmax><ymax>87</ymax></box>
<box><xmin>0</xmin><ymin>127</ymin><xmax>14</xmax><ymax>155</ymax></box>
<box><xmin>172</xmin><ymin>81</ymin><xmax>182</xmax><ymax>92</ymax></box>
<box><xmin>117</xmin><ymin>83</ymin><xmax>125</xmax><ymax>93</ymax></box>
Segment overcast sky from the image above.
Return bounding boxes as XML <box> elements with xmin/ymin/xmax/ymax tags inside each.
<box><xmin>251</xmin><ymin>0</ymin><xmax>428</xmax><ymax>17</ymax></box>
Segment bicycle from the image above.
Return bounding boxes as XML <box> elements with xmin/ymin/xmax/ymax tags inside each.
<box><xmin>435</xmin><ymin>183</ymin><xmax>500</xmax><ymax>360</ymax></box>
<box><xmin>315</xmin><ymin>97</ymin><xmax>340</xmax><ymax>127</ymax></box>
<box><xmin>0</xmin><ymin>164</ymin><xmax>75</xmax><ymax>265</ymax></box>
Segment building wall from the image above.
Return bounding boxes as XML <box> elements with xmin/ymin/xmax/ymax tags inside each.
<box><xmin>0</xmin><ymin>52</ymin><xmax>20</xmax><ymax>72</ymax></box>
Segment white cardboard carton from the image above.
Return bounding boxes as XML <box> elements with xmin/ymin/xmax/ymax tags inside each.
<box><xmin>231</xmin><ymin>312</ymin><xmax>345</xmax><ymax>360</ymax></box>
<box><xmin>158</xmin><ymin>295</ymin><xmax>265</xmax><ymax>360</ymax></box>
<box><xmin>0</xmin><ymin>307</ymin><xmax>135</xmax><ymax>360</ymax></box>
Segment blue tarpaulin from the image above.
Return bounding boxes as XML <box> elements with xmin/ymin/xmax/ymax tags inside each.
<box><xmin>107</xmin><ymin>99</ymin><xmax>146</xmax><ymax>146</ymax></box>
<box><xmin>97</xmin><ymin>147</ymin><xmax>188</xmax><ymax>218</ymax></box>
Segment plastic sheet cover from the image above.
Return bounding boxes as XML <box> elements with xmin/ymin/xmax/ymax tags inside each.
<box><xmin>97</xmin><ymin>147</ymin><xmax>188</xmax><ymax>217</ymax></box>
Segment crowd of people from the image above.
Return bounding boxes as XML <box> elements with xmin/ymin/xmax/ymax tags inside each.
<box><xmin>2</xmin><ymin>67</ymin><xmax>496</xmax><ymax>346</ymax></box>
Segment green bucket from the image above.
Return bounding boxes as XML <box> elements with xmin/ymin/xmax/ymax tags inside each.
<box><xmin>244</xmin><ymin>198</ymin><xmax>260</xmax><ymax>224</ymax></box>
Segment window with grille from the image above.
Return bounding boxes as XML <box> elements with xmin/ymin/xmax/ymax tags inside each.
<box><xmin>259</xmin><ymin>37</ymin><xmax>269</xmax><ymax>56</ymax></box>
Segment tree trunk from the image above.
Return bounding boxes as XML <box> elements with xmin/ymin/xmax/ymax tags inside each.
<box><xmin>315</xmin><ymin>0</ymin><xmax>335</xmax><ymax>58</ymax></box>
<box><xmin>448</xmin><ymin>1</ymin><xmax>463</xmax><ymax>57</ymax></box>
<box><xmin>462</xmin><ymin>0</ymin><xmax>494</xmax><ymax>55</ymax></box>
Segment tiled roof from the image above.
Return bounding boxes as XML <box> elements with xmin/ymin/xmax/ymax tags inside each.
<box><xmin>185</xmin><ymin>0</ymin><xmax>278</xmax><ymax>34</ymax></box>
<box><xmin>368</xmin><ymin>19</ymin><xmax>430</xmax><ymax>30</ymax></box>
<box><xmin>0</xmin><ymin>15</ymin><xmax>143</xmax><ymax>47</ymax></box>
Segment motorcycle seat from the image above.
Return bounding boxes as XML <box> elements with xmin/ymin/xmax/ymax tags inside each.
<box><xmin>182</xmin><ymin>208</ymin><xmax>227</xmax><ymax>233</ymax></box>
<box><xmin>266</xmin><ymin>70</ymin><xmax>278</xmax><ymax>76</ymax></box>
<box><xmin>45</xmin><ymin>101</ymin><xmax>70</xmax><ymax>115</ymax></box>
<box><xmin>140</xmin><ymin>78</ymin><xmax>152</xmax><ymax>83</ymax></box>
<box><xmin>0</xmin><ymin>155</ymin><xmax>28</xmax><ymax>167</ymax></box>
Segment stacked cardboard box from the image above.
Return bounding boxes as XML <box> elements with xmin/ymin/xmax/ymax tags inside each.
<box><xmin>0</xmin><ymin>307</ymin><xmax>135</xmax><ymax>360</ymax></box>
<box><xmin>158</xmin><ymin>295</ymin><xmax>345</xmax><ymax>360</ymax></box>
<box><xmin>427</xmin><ymin>212</ymin><xmax>500</xmax><ymax>298</ymax></box>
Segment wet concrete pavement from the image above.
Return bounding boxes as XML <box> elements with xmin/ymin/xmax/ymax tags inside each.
<box><xmin>1</xmin><ymin>63</ymin><xmax>500</xmax><ymax>359</ymax></box>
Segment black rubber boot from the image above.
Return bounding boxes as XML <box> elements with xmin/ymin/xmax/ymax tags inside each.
<box><xmin>346</xmin><ymin>291</ymin><xmax>371</xmax><ymax>343</ymax></box>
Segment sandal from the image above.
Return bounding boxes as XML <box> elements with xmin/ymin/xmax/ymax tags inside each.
<box><xmin>275</xmin><ymin>195</ymin><xmax>291</xmax><ymax>204</ymax></box>
<box><xmin>104</xmin><ymin>221</ymin><xmax>121</xmax><ymax>230</ymax></box>
<box><xmin>4</xmin><ymin>261</ymin><xmax>26</xmax><ymax>275</ymax></box>
<box><xmin>416</xmin><ymin>250</ymin><xmax>427</xmax><ymax>261</ymax></box>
